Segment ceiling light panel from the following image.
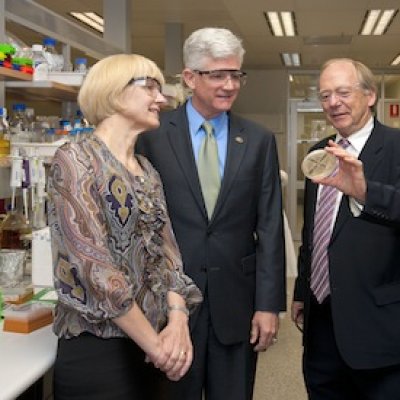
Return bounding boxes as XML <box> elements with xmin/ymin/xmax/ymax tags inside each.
<box><xmin>281</xmin><ymin>53</ymin><xmax>301</xmax><ymax>67</ymax></box>
<box><xmin>70</xmin><ymin>11</ymin><xmax>104</xmax><ymax>33</ymax></box>
<box><xmin>374</xmin><ymin>9</ymin><xmax>396</xmax><ymax>35</ymax></box>
<box><xmin>264</xmin><ymin>11</ymin><xmax>297</xmax><ymax>37</ymax></box>
<box><xmin>281</xmin><ymin>12</ymin><xmax>295</xmax><ymax>37</ymax></box>
<box><xmin>391</xmin><ymin>54</ymin><xmax>400</xmax><ymax>66</ymax></box>
<box><xmin>360</xmin><ymin>9</ymin><xmax>398</xmax><ymax>36</ymax></box>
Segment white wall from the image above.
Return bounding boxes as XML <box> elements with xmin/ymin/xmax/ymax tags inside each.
<box><xmin>232</xmin><ymin>69</ymin><xmax>288</xmax><ymax>169</ymax></box>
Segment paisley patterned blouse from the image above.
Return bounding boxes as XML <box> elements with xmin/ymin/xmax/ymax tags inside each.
<box><xmin>47</xmin><ymin>135</ymin><xmax>202</xmax><ymax>339</ymax></box>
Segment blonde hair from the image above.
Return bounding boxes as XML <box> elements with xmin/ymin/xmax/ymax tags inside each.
<box><xmin>78</xmin><ymin>54</ymin><xmax>165</xmax><ymax>125</ymax></box>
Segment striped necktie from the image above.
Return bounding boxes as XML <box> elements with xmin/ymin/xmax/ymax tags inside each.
<box><xmin>197</xmin><ymin>121</ymin><xmax>221</xmax><ymax>219</ymax></box>
<box><xmin>310</xmin><ymin>138</ymin><xmax>350</xmax><ymax>303</ymax></box>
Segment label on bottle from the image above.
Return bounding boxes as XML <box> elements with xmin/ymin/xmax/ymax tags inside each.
<box><xmin>33</xmin><ymin>61</ymin><xmax>49</xmax><ymax>81</ymax></box>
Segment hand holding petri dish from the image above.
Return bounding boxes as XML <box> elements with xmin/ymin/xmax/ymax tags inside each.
<box><xmin>301</xmin><ymin>149</ymin><xmax>337</xmax><ymax>180</ymax></box>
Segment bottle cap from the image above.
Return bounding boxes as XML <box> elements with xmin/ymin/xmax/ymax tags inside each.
<box><xmin>75</xmin><ymin>58</ymin><xmax>87</xmax><ymax>65</ymax></box>
<box><xmin>301</xmin><ymin>149</ymin><xmax>337</xmax><ymax>180</ymax></box>
<box><xmin>43</xmin><ymin>37</ymin><xmax>56</xmax><ymax>46</ymax></box>
<box><xmin>12</xmin><ymin>103</ymin><xmax>26</xmax><ymax>111</ymax></box>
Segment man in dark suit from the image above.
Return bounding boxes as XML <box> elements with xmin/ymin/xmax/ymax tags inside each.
<box><xmin>137</xmin><ymin>27</ymin><xmax>286</xmax><ymax>400</ymax></box>
<box><xmin>292</xmin><ymin>58</ymin><xmax>400</xmax><ymax>399</ymax></box>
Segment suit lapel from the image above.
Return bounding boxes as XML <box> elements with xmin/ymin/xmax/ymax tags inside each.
<box><xmin>357</xmin><ymin>120</ymin><xmax>384</xmax><ymax>178</ymax></box>
<box><xmin>210</xmin><ymin>114</ymin><xmax>248</xmax><ymax>222</ymax></box>
<box><xmin>166</xmin><ymin>107</ymin><xmax>206</xmax><ymax>216</ymax></box>
<box><xmin>331</xmin><ymin>121</ymin><xmax>384</xmax><ymax>240</ymax></box>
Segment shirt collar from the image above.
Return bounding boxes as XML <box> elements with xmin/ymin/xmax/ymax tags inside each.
<box><xmin>335</xmin><ymin>116</ymin><xmax>373</xmax><ymax>155</ymax></box>
<box><xmin>186</xmin><ymin>98</ymin><xmax>227</xmax><ymax>138</ymax></box>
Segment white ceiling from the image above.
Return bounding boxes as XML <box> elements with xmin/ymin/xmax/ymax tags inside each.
<box><xmin>7</xmin><ymin>0</ymin><xmax>400</xmax><ymax>72</ymax></box>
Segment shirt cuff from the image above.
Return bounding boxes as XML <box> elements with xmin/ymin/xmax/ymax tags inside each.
<box><xmin>349</xmin><ymin>197</ymin><xmax>363</xmax><ymax>217</ymax></box>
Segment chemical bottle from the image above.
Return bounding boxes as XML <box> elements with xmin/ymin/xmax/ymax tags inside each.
<box><xmin>45</xmin><ymin>128</ymin><xmax>56</xmax><ymax>143</ymax></box>
<box><xmin>74</xmin><ymin>58</ymin><xmax>87</xmax><ymax>74</ymax></box>
<box><xmin>31</xmin><ymin>44</ymin><xmax>49</xmax><ymax>81</ymax></box>
<box><xmin>43</xmin><ymin>37</ymin><xmax>64</xmax><ymax>72</ymax></box>
<box><xmin>0</xmin><ymin>107</ymin><xmax>11</xmax><ymax>157</ymax></box>
<box><xmin>9</xmin><ymin>103</ymin><xmax>30</xmax><ymax>142</ymax></box>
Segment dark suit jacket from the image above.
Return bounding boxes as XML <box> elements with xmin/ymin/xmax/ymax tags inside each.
<box><xmin>137</xmin><ymin>103</ymin><xmax>286</xmax><ymax>345</ymax></box>
<box><xmin>294</xmin><ymin>119</ymin><xmax>400</xmax><ymax>369</ymax></box>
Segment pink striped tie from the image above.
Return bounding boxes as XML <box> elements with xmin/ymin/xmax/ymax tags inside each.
<box><xmin>310</xmin><ymin>139</ymin><xmax>350</xmax><ymax>303</ymax></box>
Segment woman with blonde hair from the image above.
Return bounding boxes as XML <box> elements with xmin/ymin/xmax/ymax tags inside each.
<box><xmin>48</xmin><ymin>54</ymin><xmax>202</xmax><ymax>399</ymax></box>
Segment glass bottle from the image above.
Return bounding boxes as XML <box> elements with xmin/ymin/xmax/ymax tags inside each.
<box><xmin>74</xmin><ymin>58</ymin><xmax>87</xmax><ymax>74</ymax></box>
<box><xmin>9</xmin><ymin>103</ymin><xmax>30</xmax><ymax>143</ymax></box>
<box><xmin>43</xmin><ymin>37</ymin><xmax>64</xmax><ymax>72</ymax></box>
<box><xmin>0</xmin><ymin>107</ymin><xmax>10</xmax><ymax>157</ymax></box>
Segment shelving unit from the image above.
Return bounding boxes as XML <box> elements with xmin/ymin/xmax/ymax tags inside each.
<box><xmin>5</xmin><ymin>80</ymin><xmax>79</xmax><ymax>102</ymax></box>
<box><xmin>0</xmin><ymin>66</ymin><xmax>32</xmax><ymax>82</ymax></box>
<box><xmin>0</xmin><ymin>67</ymin><xmax>79</xmax><ymax>102</ymax></box>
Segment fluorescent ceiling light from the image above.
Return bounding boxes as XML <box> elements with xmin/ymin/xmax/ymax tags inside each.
<box><xmin>265</xmin><ymin>11</ymin><xmax>296</xmax><ymax>37</ymax></box>
<box><xmin>374</xmin><ymin>10</ymin><xmax>396</xmax><ymax>35</ymax></box>
<box><xmin>360</xmin><ymin>9</ymin><xmax>397</xmax><ymax>35</ymax></box>
<box><xmin>361</xmin><ymin>10</ymin><xmax>380</xmax><ymax>35</ymax></box>
<box><xmin>267</xmin><ymin>12</ymin><xmax>283</xmax><ymax>36</ymax></box>
<box><xmin>391</xmin><ymin>54</ymin><xmax>400</xmax><ymax>66</ymax></box>
<box><xmin>281</xmin><ymin>12</ymin><xmax>295</xmax><ymax>36</ymax></box>
<box><xmin>281</xmin><ymin>53</ymin><xmax>301</xmax><ymax>67</ymax></box>
<box><xmin>70</xmin><ymin>11</ymin><xmax>104</xmax><ymax>33</ymax></box>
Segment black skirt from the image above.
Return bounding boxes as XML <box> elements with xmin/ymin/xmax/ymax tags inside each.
<box><xmin>54</xmin><ymin>333</ymin><xmax>167</xmax><ymax>400</ymax></box>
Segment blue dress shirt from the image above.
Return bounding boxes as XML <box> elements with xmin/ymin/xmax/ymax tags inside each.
<box><xmin>186</xmin><ymin>99</ymin><xmax>228</xmax><ymax>178</ymax></box>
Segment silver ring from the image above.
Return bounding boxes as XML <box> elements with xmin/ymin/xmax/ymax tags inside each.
<box><xmin>180</xmin><ymin>350</ymin><xmax>186</xmax><ymax>357</ymax></box>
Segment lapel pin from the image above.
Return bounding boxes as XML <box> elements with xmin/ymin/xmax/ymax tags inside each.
<box><xmin>235</xmin><ymin>136</ymin><xmax>244</xmax><ymax>144</ymax></box>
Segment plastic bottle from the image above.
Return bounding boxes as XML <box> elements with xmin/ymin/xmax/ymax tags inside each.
<box><xmin>9</xmin><ymin>103</ymin><xmax>30</xmax><ymax>142</ymax></box>
<box><xmin>74</xmin><ymin>58</ymin><xmax>87</xmax><ymax>74</ymax></box>
<box><xmin>45</xmin><ymin>127</ymin><xmax>56</xmax><ymax>143</ymax></box>
<box><xmin>31</xmin><ymin>44</ymin><xmax>49</xmax><ymax>81</ymax></box>
<box><xmin>56</xmin><ymin>120</ymin><xmax>71</xmax><ymax>142</ymax></box>
<box><xmin>0</xmin><ymin>107</ymin><xmax>11</xmax><ymax>157</ymax></box>
<box><xmin>43</xmin><ymin>37</ymin><xmax>64</xmax><ymax>72</ymax></box>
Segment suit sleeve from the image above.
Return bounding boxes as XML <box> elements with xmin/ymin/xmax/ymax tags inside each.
<box><xmin>364</xmin><ymin>181</ymin><xmax>400</xmax><ymax>227</ymax></box>
<box><xmin>255</xmin><ymin>134</ymin><xmax>286</xmax><ymax>312</ymax></box>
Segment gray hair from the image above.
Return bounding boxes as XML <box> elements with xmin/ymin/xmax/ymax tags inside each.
<box><xmin>183</xmin><ymin>27</ymin><xmax>245</xmax><ymax>70</ymax></box>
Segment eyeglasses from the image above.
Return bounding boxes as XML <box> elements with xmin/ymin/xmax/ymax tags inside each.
<box><xmin>127</xmin><ymin>76</ymin><xmax>163</xmax><ymax>97</ymax></box>
<box><xmin>193</xmin><ymin>69</ymin><xmax>247</xmax><ymax>86</ymax></box>
<box><xmin>318</xmin><ymin>83</ymin><xmax>362</xmax><ymax>103</ymax></box>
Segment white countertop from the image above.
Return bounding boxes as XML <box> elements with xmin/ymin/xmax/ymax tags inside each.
<box><xmin>0</xmin><ymin>321</ymin><xmax>57</xmax><ymax>400</ymax></box>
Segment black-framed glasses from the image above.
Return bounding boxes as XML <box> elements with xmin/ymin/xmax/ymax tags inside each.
<box><xmin>127</xmin><ymin>76</ymin><xmax>163</xmax><ymax>97</ymax></box>
<box><xmin>193</xmin><ymin>69</ymin><xmax>247</xmax><ymax>86</ymax></box>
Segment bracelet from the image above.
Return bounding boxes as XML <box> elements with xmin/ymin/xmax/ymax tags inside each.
<box><xmin>168</xmin><ymin>304</ymin><xmax>189</xmax><ymax>316</ymax></box>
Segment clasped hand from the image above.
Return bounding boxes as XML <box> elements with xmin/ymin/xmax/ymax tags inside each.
<box><xmin>148</xmin><ymin>312</ymin><xmax>192</xmax><ymax>381</ymax></box>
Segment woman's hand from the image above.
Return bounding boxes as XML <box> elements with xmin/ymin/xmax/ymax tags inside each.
<box><xmin>158</xmin><ymin>309</ymin><xmax>192</xmax><ymax>381</ymax></box>
<box><xmin>156</xmin><ymin>291</ymin><xmax>193</xmax><ymax>380</ymax></box>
